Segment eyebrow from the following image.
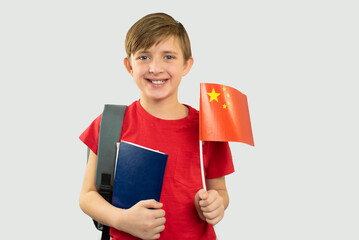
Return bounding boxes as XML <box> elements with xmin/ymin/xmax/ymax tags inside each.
<box><xmin>135</xmin><ymin>50</ymin><xmax>179</xmax><ymax>55</ymax></box>
<box><xmin>162</xmin><ymin>51</ymin><xmax>178</xmax><ymax>55</ymax></box>
<box><xmin>136</xmin><ymin>50</ymin><xmax>150</xmax><ymax>55</ymax></box>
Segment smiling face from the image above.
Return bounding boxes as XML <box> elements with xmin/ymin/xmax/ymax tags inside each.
<box><xmin>124</xmin><ymin>36</ymin><xmax>193</xmax><ymax>104</ymax></box>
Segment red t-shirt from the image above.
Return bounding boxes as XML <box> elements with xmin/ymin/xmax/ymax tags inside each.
<box><xmin>80</xmin><ymin>100</ymin><xmax>234</xmax><ymax>240</ymax></box>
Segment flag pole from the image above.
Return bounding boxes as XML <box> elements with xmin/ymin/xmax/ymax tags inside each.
<box><xmin>199</xmin><ymin>140</ymin><xmax>207</xmax><ymax>191</ymax></box>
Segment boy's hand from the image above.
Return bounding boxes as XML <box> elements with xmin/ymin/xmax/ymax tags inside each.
<box><xmin>194</xmin><ymin>189</ymin><xmax>224</xmax><ymax>226</ymax></box>
<box><xmin>119</xmin><ymin>199</ymin><xmax>166</xmax><ymax>239</ymax></box>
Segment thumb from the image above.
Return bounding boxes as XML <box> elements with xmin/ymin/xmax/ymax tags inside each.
<box><xmin>139</xmin><ymin>199</ymin><xmax>163</xmax><ymax>209</ymax></box>
<box><xmin>198</xmin><ymin>189</ymin><xmax>208</xmax><ymax>200</ymax></box>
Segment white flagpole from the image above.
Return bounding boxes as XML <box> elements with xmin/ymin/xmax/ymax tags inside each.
<box><xmin>199</xmin><ymin>140</ymin><xmax>207</xmax><ymax>191</ymax></box>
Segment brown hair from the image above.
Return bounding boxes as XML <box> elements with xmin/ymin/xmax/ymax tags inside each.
<box><xmin>125</xmin><ymin>13</ymin><xmax>192</xmax><ymax>62</ymax></box>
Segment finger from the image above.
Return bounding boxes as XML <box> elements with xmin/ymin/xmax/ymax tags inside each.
<box><xmin>152</xmin><ymin>216</ymin><xmax>166</xmax><ymax>227</ymax></box>
<box><xmin>203</xmin><ymin>207</ymin><xmax>220</xmax><ymax>219</ymax></box>
<box><xmin>144</xmin><ymin>225</ymin><xmax>164</xmax><ymax>240</ymax></box>
<box><xmin>145</xmin><ymin>217</ymin><xmax>165</xmax><ymax>232</ymax></box>
<box><xmin>200</xmin><ymin>198</ymin><xmax>221</xmax><ymax>212</ymax></box>
<box><xmin>199</xmin><ymin>196</ymin><xmax>217</xmax><ymax>208</ymax></box>
<box><xmin>150</xmin><ymin>232</ymin><xmax>161</xmax><ymax>240</ymax></box>
<box><xmin>140</xmin><ymin>199</ymin><xmax>163</xmax><ymax>209</ymax></box>
<box><xmin>194</xmin><ymin>194</ymin><xmax>206</xmax><ymax>221</ymax></box>
<box><xmin>151</xmin><ymin>209</ymin><xmax>166</xmax><ymax>218</ymax></box>
<box><xmin>199</xmin><ymin>199</ymin><xmax>207</xmax><ymax>208</ymax></box>
<box><xmin>201</xmin><ymin>202</ymin><xmax>219</xmax><ymax>213</ymax></box>
<box><xmin>206</xmin><ymin>215</ymin><xmax>223</xmax><ymax>226</ymax></box>
<box><xmin>153</xmin><ymin>223</ymin><xmax>165</xmax><ymax>233</ymax></box>
<box><xmin>199</xmin><ymin>198</ymin><xmax>214</xmax><ymax>208</ymax></box>
<box><xmin>143</xmin><ymin>232</ymin><xmax>161</xmax><ymax>240</ymax></box>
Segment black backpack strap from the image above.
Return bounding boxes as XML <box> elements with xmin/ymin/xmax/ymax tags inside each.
<box><xmin>94</xmin><ymin>104</ymin><xmax>127</xmax><ymax>239</ymax></box>
<box><xmin>101</xmin><ymin>226</ymin><xmax>111</xmax><ymax>240</ymax></box>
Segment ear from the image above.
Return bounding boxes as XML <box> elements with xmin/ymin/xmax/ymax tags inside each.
<box><xmin>124</xmin><ymin>57</ymin><xmax>133</xmax><ymax>76</ymax></box>
<box><xmin>182</xmin><ymin>57</ymin><xmax>194</xmax><ymax>77</ymax></box>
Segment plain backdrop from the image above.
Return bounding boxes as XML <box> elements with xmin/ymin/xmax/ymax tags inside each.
<box><xmin>1</xmin><ymin>0</ymin><xmax>358</xmax><ymax>239</ymax></box>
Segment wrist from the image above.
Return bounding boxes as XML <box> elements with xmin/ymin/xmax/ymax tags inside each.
<box><xmin>110</xmin><ymin>207</ymin><xmax>128</xmax><ymax>231</ymax></box>
<box><xmin>216</xmin><ymin>189</ymin><xmax>229</xmax><ymax>210</ymax></box>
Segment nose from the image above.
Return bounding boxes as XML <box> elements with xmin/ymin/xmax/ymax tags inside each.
<box><xmin>149</xmin><ymin>58</ymin><xmax>164</xmax><ymax>74</ymax></box>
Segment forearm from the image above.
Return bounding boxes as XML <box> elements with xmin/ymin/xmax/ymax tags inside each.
<box><xmin>79</xmin><ymin>189</ymin><xmax>126</xmax><ymax>231</ymax></box>
<box><xmin>79</xmin><ymin>150</ymin><xmax>127</xmax><ymax>231</ymax></box>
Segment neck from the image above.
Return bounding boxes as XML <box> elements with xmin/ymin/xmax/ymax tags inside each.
<box><xmin>139</xmin><ymin>96</ymin><xmax>188</xmax><ymax>120</ymax></box>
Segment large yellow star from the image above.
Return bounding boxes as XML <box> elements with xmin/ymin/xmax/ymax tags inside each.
<box><xmin>207</xmin><ymin>88</ymin><xmax>220</xmax><ymax>102</ymax></box>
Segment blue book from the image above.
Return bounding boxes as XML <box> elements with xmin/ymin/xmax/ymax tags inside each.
<box><xmin>112</xmin><ymin>141</ymin><xmax>168</xmax><ymax>209</ymax></box>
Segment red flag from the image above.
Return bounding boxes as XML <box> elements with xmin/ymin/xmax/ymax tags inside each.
<box><xmin>199</xmin><ymin>83</ymin><xmax>254</xmax><ymax>146</ymax></box>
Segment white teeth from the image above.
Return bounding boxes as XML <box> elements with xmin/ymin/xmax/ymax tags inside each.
<box><xmin>151</xmin><ymin>80</ymin><xmax>166</xmax><ymax>84</ymax></box>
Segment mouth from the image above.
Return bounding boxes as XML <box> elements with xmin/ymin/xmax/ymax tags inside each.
<box><xmin>146</xmin><ymin>78</ymin><xmax>169</xmax><ymax>86</ymax></box>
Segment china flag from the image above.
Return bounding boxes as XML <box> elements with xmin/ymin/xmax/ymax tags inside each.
<box><xmin>199</xmin><ymin>83</ymin><xmax>254</xmax><ymax>146</ymax></box>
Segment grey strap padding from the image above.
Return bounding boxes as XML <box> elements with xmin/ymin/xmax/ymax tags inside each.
<box><xmin>95</xmin><ymin>104</ymin><xmax>127</xmax><ymax>189</ymax></box>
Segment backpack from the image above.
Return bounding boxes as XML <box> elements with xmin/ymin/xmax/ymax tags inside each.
<box><xmin>86</xmin><ymin>104</ymin><xmax>127</xmax><ymax>240</ymax></box>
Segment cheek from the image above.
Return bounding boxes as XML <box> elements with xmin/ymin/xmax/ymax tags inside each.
<box><xmin>132</xmin><ymin>66</ymin><xmax>147</xmax><ymax>77</ymax></box>
<box><xmin>168</xmin><ymin>65</ymin><xmax>183</xmax><ymax>77</ymax></box>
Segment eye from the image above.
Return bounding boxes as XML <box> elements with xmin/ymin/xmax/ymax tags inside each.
<box><xmin>138</xmin><ymin>56</ymin><xmax>149</xmax><ymax>60</ymax></box>
<box><xmin>164</xmin><ymin>55</ymin><xmax>175</xmax><ymax>60</ymax></box>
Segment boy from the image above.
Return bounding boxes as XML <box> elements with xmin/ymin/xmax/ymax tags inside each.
<box><xmin>79</xmin><ymin>13</ymin><xmax>234</xmax><ymax>240</ymax></box>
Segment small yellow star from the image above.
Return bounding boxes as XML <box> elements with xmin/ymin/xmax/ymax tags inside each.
<box><xmin>227</xmin><ymin>93</ymin><xmax>230</xmax><ymax>98</ymax></box>
<box><xmin>227</xmin><ymin>101</ymin><xmax>231</xmax><ymax>105</ymax></box>
<box><xmin>223</xmin><ymin>87</ymin><xmax>226</xmax><ymax>91</ymax></box>
<box><xmin>207</xmin><ymin>88</ymin><xmax>220</xmax><ymax>102</ymax></box>
<box><xmin>223</xmin><ymin>104</ymin><xmax>227</xmax><ymax>109</ymax></box>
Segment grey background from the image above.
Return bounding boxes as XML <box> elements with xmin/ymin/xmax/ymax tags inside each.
<box><xmin>1</xmin><ymin>0</ymin><xmax>358</xmax><ymax>239</ymax></box>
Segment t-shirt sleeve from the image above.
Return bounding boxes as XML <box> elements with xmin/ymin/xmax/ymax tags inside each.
<box><xmin>79</xmin><ymin>114</ymin><xmax>102</xmax><ymax>155</ymax></box>
<box><xmin>205</xmin><ymin>141</ymin><xmax>235</xmax><ymax>179</ymax></box>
